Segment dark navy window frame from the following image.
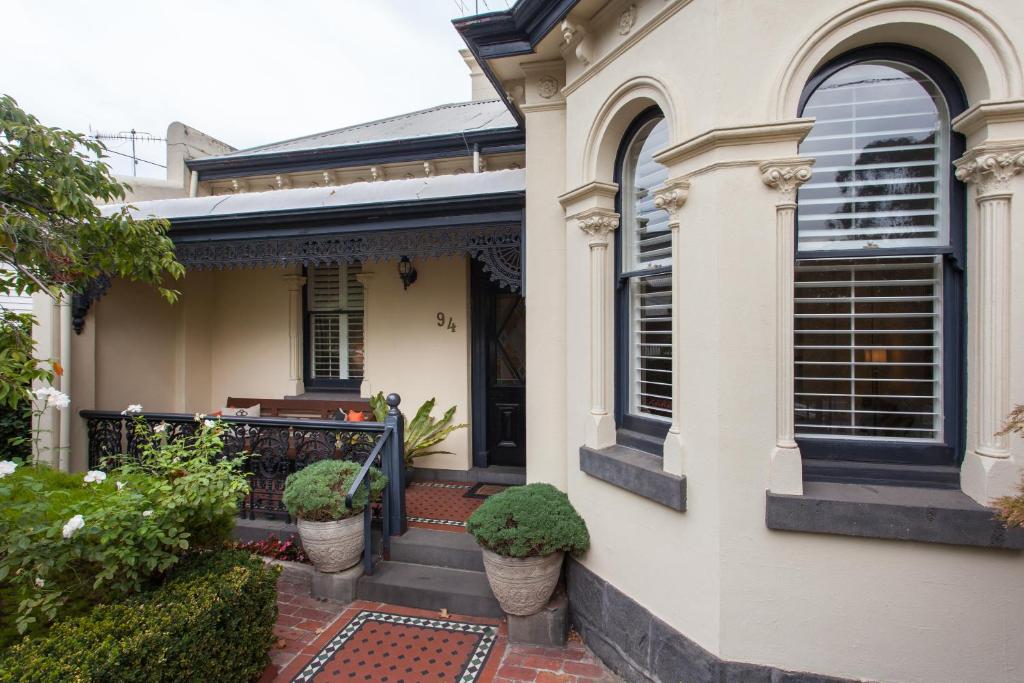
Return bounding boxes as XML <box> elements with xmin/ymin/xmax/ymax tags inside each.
<box><xmin>614</xmin><ymin>106</ymin><xmax>671</xmax><ymax>446</ymax></box>
<box><xmin>795</xmin><ymin>45</ymin><xmax>967</xmax><ymax>467</ymax></box>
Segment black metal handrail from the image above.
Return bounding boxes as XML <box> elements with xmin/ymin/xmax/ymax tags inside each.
<box><xmin>346</xmin><ymin>424</ymin><xmax>393</xmax><ymax>576</ymax></box>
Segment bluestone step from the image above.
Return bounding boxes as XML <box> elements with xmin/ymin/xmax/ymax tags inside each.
<box><xmin>356</xmin><ymin>561</ymin><xmax>502</xmax><ymax>618</ymax></box>
<box><xmin>389</xmin><ymin>527</ymin><xmax>485</xmax><ymax>571</ymax></box>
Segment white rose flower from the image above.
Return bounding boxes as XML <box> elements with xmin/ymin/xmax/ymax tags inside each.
<box><xmin>203</xmin><ymin>419</ymin><xmax>216</xmax><ymax>429</ymax></box>
<box><xmin>83</xmin><ymin>470</ymin><xmax>107</xmax><ymax>484</ymax></box>
<box><xmin>142</xmin><ymin>510</ymin><xmax>153</xmax><ymax>517</ymax></box>
<box><xmin>62</xmin><ymin>514</ymin><xmax>85</xmax><ymax>539</ymax></box>
<box><xmin>194</xmin><ymin>412</ymin><xmax>206</xmax><ymax>422</ymax></box>
<box><xmin>48</xmin><ymin>391</ymin><xmax>70</xmax><ymax>410</ymax></box>
<box><xmin>0</xmin><ymin>460</ymin><xmax>17</xmax><ymax>478</ymax></box>
<box><xmin>34</xmin><ymin>577</ymin><xmax>45</xmax><ymax>589</ymax></box>
<box><xmin>33</xmin><ymin>387</ymin><xmax>55</xmax><ymax>400</ymax></box>
<box><xmin>121</xmin><ymin>404</ymin><xmax>143</xmax><ymax>415</ymax></box>
<box><xmin>116</xmin><ymin>481</ymin><xmax>125</xmax><ymax>491</ymax></box>
<box><xmin>153</xmin><ymin>422</ymin><xmax>168</xmax><ymax>434</ymax></box>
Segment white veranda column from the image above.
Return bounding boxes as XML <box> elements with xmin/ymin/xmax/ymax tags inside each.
<box><xmin>283</xmin><ymin>273</ymin><xmax>306</xmax><ymax>395</ymax></box>
<box><xmin>760</xmin><ymin>158</ymin><xmax>814</xmax><ymax>495</ymax></box>
<box><xmin>355</xmin><ymin>271</ymin><xmax>374</xmax><ymax>397</ymax></box>
<box><xmin>576</xmin><ymin>207</ymin><xmax>620</xmax><ymax>449</ymax></box>
<box><xmin>653</xmin><ymin>178</ymin><xmax>690</xmax><ymax>475</ymax></box>
<box><xmin>954</xmin><ymin>145</ymin><xmax>1024</xmax><ymax>502</ymax></box>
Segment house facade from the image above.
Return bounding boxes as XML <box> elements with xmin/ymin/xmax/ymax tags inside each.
<box><xmin>34</xmin><ymin>1</ymin><xmax>1024</xmax><ymax>681</ymax></box>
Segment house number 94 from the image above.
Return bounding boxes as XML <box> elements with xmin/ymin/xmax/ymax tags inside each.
<box><xmin>437</xmin><ymin>312</ymin><xmax>456</xmax><ymax>333</ymax></box>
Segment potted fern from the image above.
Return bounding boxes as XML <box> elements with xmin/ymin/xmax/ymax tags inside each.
<box><xmin>282</xmin><ymin>460</ymin><xmax>386</xmax><ymax>573</ymax></box>
<box><xmin>370</xmin><ymin>392</ymin><xmax>468</xmax><ymax>483</ymax></box>
<box><xmin>467</xmin><ymin>483</ymin><xmax>590</xmax><ymax>616</ymax></box>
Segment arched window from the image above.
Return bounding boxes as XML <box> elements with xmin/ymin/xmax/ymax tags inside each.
<box><xmin>796</xmin><ymin>46</ymin><xmax>966</xmax><ymax>467</ymax></box>
<box><xmin>615</xmin><ymin>109</ymin><xmax>671</xmax><ymax>444</ymax></box>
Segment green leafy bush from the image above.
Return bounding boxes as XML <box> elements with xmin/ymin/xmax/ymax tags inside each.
<box><xmin>282</xmin><ymin>459</ymin><xmax>386</xmax><ymax>522</ymax></box>
<box><xmin>467</xmin><ymin>483</ymin><xmax>590</xmax><ymax>558</ymax></box>
<box><xmin>0</xmin><ymin>550</ymin><xmax>279</xmax><ymax>683</ymax></box>
<box><xmin>370</xmin><ymin>392</ymin><xmax>468</xmax><ymax>465</ymax></box>
<box><xmin>0</xmin><ymin>419</ymin><xmax>249</xmax><ymax>639</ymax></box>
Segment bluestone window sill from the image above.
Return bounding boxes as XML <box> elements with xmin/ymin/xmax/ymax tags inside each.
<box><xmin>579</xmin><ymin>445</ymin><xmax>686</xmax><ymax>511</ymax></box>
<box><xmin>766</xmin><ymin>482</ymin><xmax>1024</xmax><ymax>550</ymax></box>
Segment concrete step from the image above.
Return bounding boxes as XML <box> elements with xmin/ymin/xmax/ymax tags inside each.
<box><xmin>413</xmin><ymin>466</ymin><xmax>525</xmax><ymax>486</ymax></box>
<box><xmin>389</xmin><ymin>528</ymin><xmax>485</xmax><ymax>571</ymax></box>
<box><xmin>356</xmin><ymin>561</ymin><xmax>501</xmax><ymax>618</ymax></box>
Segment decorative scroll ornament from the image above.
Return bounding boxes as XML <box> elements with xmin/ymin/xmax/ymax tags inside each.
<box><xmin>174</xmin><ymin>223</ymin><xmax>523</xmax><ymax>293</ymax></box>
<box><xmin>653</xmin><ymin>178</ymin><xmax>690</xmax><ymax>221</ymax></box>
<box><xmin>618</xmin><ymin>4</ymin><xmax>637</xmax><ymax>35</ymax></box>
<box><xmin>954</xmin><ymin>146</ymin><xmax>1024</xmax><ymax>197</ymax></box>
<box><xmin>759</xmin><ymin>159</ymin><xmax>815</xmax><ymax>203</ymax></box>
<box><xmin>575</xmin><ymin>208</ymin><xmax>620</xmax><ymax>239</ymax></box>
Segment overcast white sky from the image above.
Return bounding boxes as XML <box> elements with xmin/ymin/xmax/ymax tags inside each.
<box><xmin>2</xmin><ymin>0</ymin><xmax>509</xmax><ymax>177</ymax></box>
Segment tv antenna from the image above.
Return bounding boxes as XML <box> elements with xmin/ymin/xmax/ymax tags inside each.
<box><xmin>92</xmin><ymin>129</ymin><xmax>166</xmax><ymax>177</ymax></box>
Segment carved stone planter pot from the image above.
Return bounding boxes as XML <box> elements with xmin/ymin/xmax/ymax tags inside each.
<box><xmin>480</xmin><ymin>548</ymin><xmax>564</xmax><ymax>616</ymax></box>
<box><xmin>297</xmin><ymin>516</ymin><xmax>363</xmax><ymax>573</ymax></box>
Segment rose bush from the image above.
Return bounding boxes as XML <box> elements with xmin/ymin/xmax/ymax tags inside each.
<box><xmin>0</xmin><ymin>417</ymin><xmax>249</xmax><ymax>644</ymax></box>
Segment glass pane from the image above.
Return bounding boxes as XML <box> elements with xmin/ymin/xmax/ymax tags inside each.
<box><xmin>798</xmin><ymin>61</ymin><xmax>949</xmax><ymax>251</ymax></box>
<box><xmin>794</xmin><ymin>255</ymin><xmax>942</xmax><ymax>440</ymax></box>
<box><xmin>629</xmin><ymin>271</ymin><xmax>672</xmax><ymax>421</ymax></box>
<box><xmin>308</xmin><ymin>263</ymin><xmax>363</xmax><ymax>380</ymax></box>
<box><xmin>622</xmin><ymin>118</ymin><xmax>670</xmax><ymax>272</ymax></box>
<box><xmin>495</xmin><ymin>295</ymin><xmax>525</xmax><ymax>383</ymax></box>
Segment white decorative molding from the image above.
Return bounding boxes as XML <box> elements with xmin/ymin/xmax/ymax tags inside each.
<box><xmin>655</xmin><ymin>120</ymin><xmax>815</xmax><ymax>169</ymax></box>
<box><xmin>760</xmin><ymin>157</ymin><xmax>814</xmax><ymax>495</ymax></box>
<box><xmin>371</xmin><ymin>166</ymin><xmax>385</xmax><ymax>182</ymax></box>
<box><xmin>952</xmin><ymin>99</ymin><xmax>1024</xmax><ymax>138</ymax></box>
<box><xmin>575</xmin><ymin>207</ymin><xmax>620</xmax><ymax>241</ymax></box>
<box><xmin>657</xmin><ymin>177</ymin><xmax>690</xmax><ymax>476</ymax></box>
<box><xmin>354</xmin><ymin>272</ymin><xmax>374</xmax><ymax>398</ymax></box>
<box><xmin>537</xmin><ymin>75</ymin><xmax>559</xmax><ymax>99</ymax></box>
<box><xmin>322</xmin><ymin>170</ymin><xmax>336</xmax><ymax>186</ymax></box>
<box><xmin>560</xmin><ymin>19</ymin><xmax>593</xmax><ymax>66</ymax></box>
<box><xmin>759</xmin><ymin>158</ymin><xmax>815</xmax><ymax>204</ymax></box>
<box><xmin>618</xmin><ymin>4</ymin><xmax>637</xmax><ymax>35</ymax></box>
<box><xmin>423</xmin><ymin>161</ymin><xmax>434</xmax><ymax>178</ymax></box>
<box><xmin>954</xmin><ymin>143</ymin><xmax>1024</xmax><ymax>197</ymax></box>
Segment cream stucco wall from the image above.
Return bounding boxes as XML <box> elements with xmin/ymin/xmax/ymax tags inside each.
<box><xmin>511</xmin><ymin>1</ymin><xmax>1024</xmax><ymax>681</ymax></box>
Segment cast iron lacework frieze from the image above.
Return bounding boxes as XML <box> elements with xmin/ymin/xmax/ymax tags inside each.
<box><xmin>173</xmin><ymin>223</ymin><xmax>522</xmax><ymax>292</ymax></box>
<box><xmin>71</xmin><ymin>275</ymin><xmax>111</xmax><ymax>334</ymax></box>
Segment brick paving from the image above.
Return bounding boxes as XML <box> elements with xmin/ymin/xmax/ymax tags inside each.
<box><xmin>264</xmin><ymin>575</ymin><xmax>620</xmax><ymax>682</ymax></box>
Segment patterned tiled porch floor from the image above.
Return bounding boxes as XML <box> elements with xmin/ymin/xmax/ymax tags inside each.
<box><xmin>405</xmin><ymin>481</ymin><xmax>507</xmax><ymax>532</ymax></box>
<box><xmin>267</xmin><ymin>575</ymin><xmax>619</xmax><ymax>682</ymax></box>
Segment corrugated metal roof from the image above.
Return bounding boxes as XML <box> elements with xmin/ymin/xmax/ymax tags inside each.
<box><xmin>105</xmin><ymin>168</ymin><xmax>525</xmax><ymax>221</ymax></box>
<box><xmin>208</xmin><ymin>100</ymin><xmax>516</xmax><ymax>160</ymax></box>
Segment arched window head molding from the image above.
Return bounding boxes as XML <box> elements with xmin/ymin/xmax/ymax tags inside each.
<box><xmin>774</xmin><ymin>0</ymin><xmax>1022</xmax><ymax>121</ymax></box>
<box><xmin>582</xmin><ymin>76</ymin><xmax>680</xmax><ymax>186</ymax></box>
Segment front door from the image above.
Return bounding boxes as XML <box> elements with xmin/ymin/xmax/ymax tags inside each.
<box><xmin>471</xmin><ymin>262</ymin><xmax>526</xmax><ymax>468</ymax></box>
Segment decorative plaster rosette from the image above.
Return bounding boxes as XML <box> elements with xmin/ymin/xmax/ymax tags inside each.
<box><xmin>537</xmin><ymin>75</ymin><xmax>559</xmax><ymax>99</ymax></box>
<box><xmin>618</xmin><ymin>5</ymin><xmax>637</xmax><ymax>35</ymax></box>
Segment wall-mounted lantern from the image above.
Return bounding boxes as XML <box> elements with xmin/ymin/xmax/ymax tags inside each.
<box><xmin>398</xmin><ymin>256</ymin><xmax>418</xmax><ymax>290</ymax></box>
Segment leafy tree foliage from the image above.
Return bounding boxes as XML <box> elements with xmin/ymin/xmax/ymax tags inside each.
<box><xmin>0</xmin><ymin>95</ymin><xmax>183</xmax><ymax>408</ymax></box>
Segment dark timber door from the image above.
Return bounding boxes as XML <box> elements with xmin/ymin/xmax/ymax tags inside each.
<box><xmin>471</xmin><ymin>262</ymin><xmax>526</xmax><ymax>468</ymax></box>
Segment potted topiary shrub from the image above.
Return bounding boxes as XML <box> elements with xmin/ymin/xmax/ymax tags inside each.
<box><xmin>282</xmin><ymin>460</ymin><xmax>386</xmax><ymax>573</ymax></box>
<box><xmin>466</xmin><ymin>483</ymin><xmax>590</xmax><ymax>616</ymax></box>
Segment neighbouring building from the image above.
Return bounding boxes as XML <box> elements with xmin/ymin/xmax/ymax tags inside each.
<box><xmin>35</xmin><ymin>2</ymin><xmax>1024</xmax><ymax>681</ymax></box>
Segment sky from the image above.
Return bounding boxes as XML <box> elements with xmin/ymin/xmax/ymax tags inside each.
<box><xmin>2</xmin><ymin>0</ymin><xmax>511</xmax><ymax>178</ymax></box>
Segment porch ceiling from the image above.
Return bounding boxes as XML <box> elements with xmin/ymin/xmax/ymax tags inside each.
<box><xmin>101</xmin><ymin>169</ymin><xmax>525</xmax><ymax>292</ymax></box>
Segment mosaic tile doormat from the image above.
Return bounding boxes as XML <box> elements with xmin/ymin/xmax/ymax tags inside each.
<box><xmin>462</xmin><ymin>483</ymin><xmax>508</xmax><ymax>500</ymax></box>
<box><xmin>290</xmin><ymin>610</ymin><xmax>499</xmax><ymax>683</ymax></box>
<box><xmin>405</xmin><ymin>481</ymin><xmax>484</xmax><ymax>531</ymax></box>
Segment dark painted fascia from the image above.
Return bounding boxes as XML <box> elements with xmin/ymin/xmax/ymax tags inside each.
<box><xmin>166</xmin><ymin>191</ymin><xmax>524</xmax><ymax>243</ymax></box>
<box><xmin>453</xmin><ymin>0</ymin><xmax>579</xmax><ymax>127</ymax></box>
<box><xmin>187</xmin><ymin>129</ymin><xmax>524</xmax><ymax>181</ymax></box>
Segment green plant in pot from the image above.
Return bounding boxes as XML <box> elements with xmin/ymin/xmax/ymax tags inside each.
<box><xmin>282</xmin><ymin>460</ymin><xmax>386</xmax><ymax>573</ymax></box>
<box><xmin>370</xmin><ymin>392</ymin><xmax>468</xmax><ymax>475</ymax></box>
<box><xmin>467</xmin><ymin>483</ymin><xmax>590</xmax><ymax>616</ymax></box>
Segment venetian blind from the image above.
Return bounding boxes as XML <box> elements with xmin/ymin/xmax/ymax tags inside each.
<box><xmin>621</xmin><ymin>118</ymin><xmax>672</xmax><ymax>421</ymax></box>
<box><xmin>797</xmin><ymin>61</ymin><xmax>948</xmax><ymax>251</ymax></box>
<box><xmin>307</xmin><ymin>264</ymin><xmax>364</xmax><ymax>380</ymax></box>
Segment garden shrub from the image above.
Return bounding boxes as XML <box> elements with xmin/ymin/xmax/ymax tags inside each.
<box><xmin>0</xmin><ymin>550</ymin><xmax>280</xmax><ymax>683</ymax></box>
<box><xmin>282</xmin><ymin>459</ymin><xmax>386</xmax><ymax>522</ymax></box>
<box><xmin>467</xmin><ymin>483</ymin><xmax>590</xmax><ymax>558</ymax></box>
<box><xmin>0</xmin><ymin>418</ymin><xmax>249</xmax><ymax>639</ymax></box>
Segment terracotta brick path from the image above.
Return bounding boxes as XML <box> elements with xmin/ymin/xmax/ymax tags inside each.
<box><xmin>265</xmin><ymin>574</ymin><xmax>620</xmax><ymax>682</ymax></box>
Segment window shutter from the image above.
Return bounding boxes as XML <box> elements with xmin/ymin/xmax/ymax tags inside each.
<box><xmin>794</xmin><ymin>255</ymin><xmax>942</xmax><ymax>441</ymax></box>
<box><xmin>307</xmin><ymin>264</ymin><xmax>363</xmax><ymax>381</ymax></box>
<box><xmin>798</xmin><ymin>62</ymin><xmax>948</xmax><ymax>251</ymax></box>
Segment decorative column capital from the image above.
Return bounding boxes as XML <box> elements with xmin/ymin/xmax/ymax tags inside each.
<box><xmin>654</xmin><ymin>178</ymin><xmax>690</xmax><ymax>225</ymax></box>
<box><xmin>759</xmin><ymin>158</ymin><xmax>815</xmax><ymax>203</ymax></box>
<box><xmin>954</xmin><ymin>143</ymin><xmax>1024</xmax><ymax>197</ymax></box>
<box><xmin>575</xmin><ymin>208</ymin><xmax>620</xmax><ymax>243</ymax></box>
<box><xmin>282</xmin><ymin>274</ymin><xmax>307</xmax><ymax>290</ymax></box>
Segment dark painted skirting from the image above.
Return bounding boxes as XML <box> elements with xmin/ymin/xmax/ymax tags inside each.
<box><xmin>766</xmin><ymin>482</ymin><xmax>1024</xmax><ymax>550</ymax></box>
<box><xmin>567</xmin><ymin>560</ymin><xmax>867</xmax><ymax>683</ymax></box>
<box><xmin>580</xmin><ymin>445</ymin><xmax>686</xmax><ymax>511</ymax></box>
